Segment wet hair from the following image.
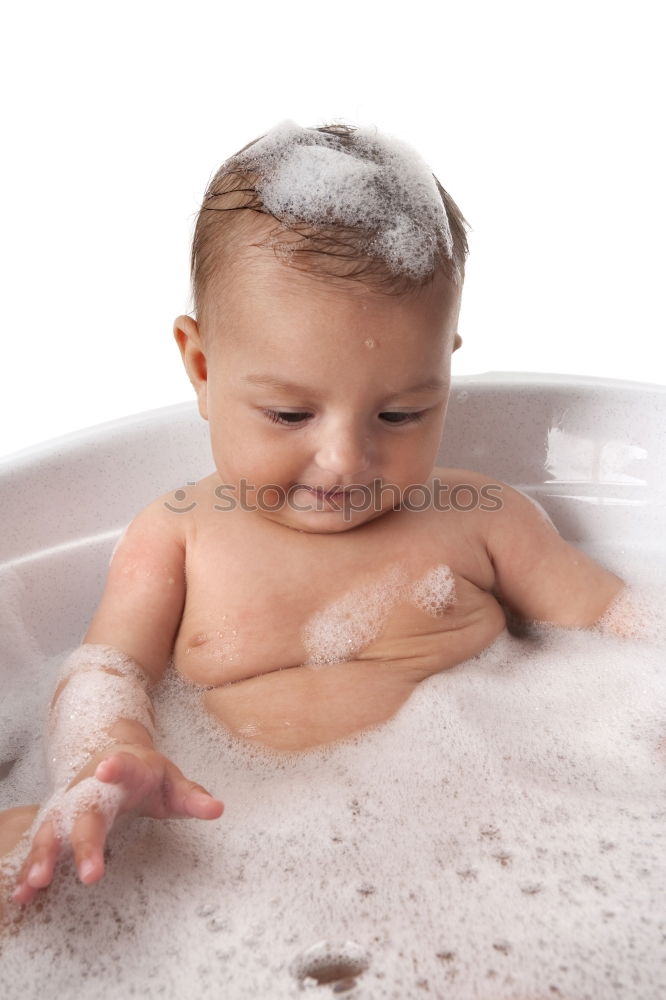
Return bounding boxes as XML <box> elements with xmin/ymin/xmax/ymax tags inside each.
<box><xmin>189</xmin><ymin>122</ymin><xmax>470</xmax><ymax>324</ymax></box>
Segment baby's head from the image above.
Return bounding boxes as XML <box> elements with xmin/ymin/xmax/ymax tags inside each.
<box><xmin>188</xmin><ymin>119</ymin><xmax>469</xmax><ymax>329</ymax></box>
<box><xmin>175</xmin><ymin>121</ymin><xmax>470</xmax><ymax>531</ymax></box>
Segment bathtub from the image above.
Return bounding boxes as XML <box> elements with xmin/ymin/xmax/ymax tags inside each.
<box><xmin>1</xmin><ymin>373</ymin><xmax>665</xmax><ymax>999</ymax></box>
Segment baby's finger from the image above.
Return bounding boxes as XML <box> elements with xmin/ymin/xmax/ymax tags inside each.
<box><xmin>171</xmin><ymin>777</ymin><xmax>225</xmax><ymax>820</ymax></box>
<box><xmin>94</xmin><ymin>751</ymin><xmax>156</xmax><ymax>812</ymax></box>
<box><xmin>69</xmin><ymin>808</ymin><xmax>110</xmax><ymax>885</ymax></box>
<box><xmin>12</xmin><ymin>817</ymin><xmax>61</xmax><ymax>903</ymax></box>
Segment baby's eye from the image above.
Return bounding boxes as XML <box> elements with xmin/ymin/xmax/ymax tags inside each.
<box><xmin>263</xmin><ymin>409</ymin><xmax>311</xmax><ymax>426</ymax></box>
<box><xmin>379</xmin><ymin>411</ymin><xmax>426</xmax><ymax>425</ymax></box>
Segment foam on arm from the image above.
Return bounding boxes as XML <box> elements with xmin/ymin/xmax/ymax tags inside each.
<box><xmin>37</xmin><ymin>498</ymin><xmax>186</xmax><ymax>841</ymax></box>
<box><xmin>591</xmin><ymin>582</ymin><xmax>666</xmax><ymax>642</ymax></box>
<box><xmin>48</xmin><ymin>643</ymin><xmax>156</xmax><ymax>789</ymax></box>
<box><xmin>23</xmin><ymin>643</ymin><xmax>155</xmax><ymax>843</ymax></box>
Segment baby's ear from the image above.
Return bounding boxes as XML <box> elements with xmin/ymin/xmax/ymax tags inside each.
<box><xmin>173</xmin><ymin>315</ymin><xmax>209</xmax><ymax>420</ymax></box>
<box><xmin>173</xmin><ymin>314</ymin><xmax>199</xmax><ymax>351</ymax></box>
<box><xmin>453</xmin><ymin>333</ymin><xmax>463</xmax><ymax>352</ymax></box>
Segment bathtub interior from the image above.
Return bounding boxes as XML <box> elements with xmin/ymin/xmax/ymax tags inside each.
<box><xmin>1</xmin><ymin>374</ymin><xmax>666</xmax><ymax>999</ymax></box>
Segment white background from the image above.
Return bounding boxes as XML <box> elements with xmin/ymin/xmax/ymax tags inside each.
<box><xmin>1</xmin><ymin>0</ymin><xmax>664</xmax><ymax>459</ymax></box>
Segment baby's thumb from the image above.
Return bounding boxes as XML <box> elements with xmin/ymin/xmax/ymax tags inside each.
<box><xmin>172</xmin><ymin>775</ymin><xmax>224</xmax><ymax>820</ymax></box>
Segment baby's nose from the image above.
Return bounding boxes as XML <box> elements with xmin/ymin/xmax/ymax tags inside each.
<box><xmin>314</xmin><ymin>422</ymin><xmax>372</xmax><ymax>478</ymax></box>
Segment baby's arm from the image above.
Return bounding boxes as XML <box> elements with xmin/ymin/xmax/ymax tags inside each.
<box><xmin>11</xmin><ymin>499</ymin><xmax>223</xmax><ymax>905</ymax></box>
<box><xmin>484</xmin><ymin>483</ymin><xmax>625</xmax><ymax>628</ymax></box>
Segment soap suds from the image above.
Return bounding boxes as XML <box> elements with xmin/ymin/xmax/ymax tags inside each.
<box><xmin>409</xmin><ymin>564</ymin><xmax>456</xmax><ymax>617</ymax></box>
<box><xmin>593</xmin><ymin>581</ymin><xmax>666</xmax><ymax>643</ymax></box>
<box><xmin>1</xmin><ymin>547</ymin><xmax>665</xmax><ymax>999</ymax></box>
<box><xmin>230</xmin><ymin>119</ymin><xmax>455</xmax><ymax>281</ymax></box>
<box><xmin>302</xmin><ymin>564</ymin><xmax>407</xmax><ymax>666</ymax></box>
<box><xmin>302</xmin><ymin>563</ymin><xmax>456</xmax><ymax>665</ymax></box>
<box><xmin>48</xmin><ymin>645</ymin><xmax>155</xmax><ymax>789</ymax></box>
<box><xmin>5</xmin><ymin>778</ymin><xmax>125</xmax><ymax>857</ymax></box>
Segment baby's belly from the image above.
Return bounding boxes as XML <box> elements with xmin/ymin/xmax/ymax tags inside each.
<box><xmin>175</xmin><ymin>597</ymin><xmax>507</xmax><ymax>752</ymax></box>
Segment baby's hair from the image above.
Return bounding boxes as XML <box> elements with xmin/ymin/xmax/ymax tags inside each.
<box><xmin>189</xmin><ymin>121</ymin><xmax>470</xmax><ymax>323</ymax></box>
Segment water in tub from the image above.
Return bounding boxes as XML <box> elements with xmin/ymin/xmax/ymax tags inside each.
<box><xmin>0</xmin><ymin>544</ymin><xmax>664</xmax><ymax>999</ymax></box>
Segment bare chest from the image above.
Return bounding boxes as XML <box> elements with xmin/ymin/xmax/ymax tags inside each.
<box><xmin>172</xmin><ymin>505</ymin><xmax>501</xmax><ymax>689</ymax></box>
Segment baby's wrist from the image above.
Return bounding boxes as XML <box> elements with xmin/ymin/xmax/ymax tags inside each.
<box><xmin>64</xmin><ymin>737</ymin><xmax>155</xmax><ymax>794</ymax></box>
<box><xmin>47</xmin><ymin>643</ymin><xmax>157</xmax><ymax>789</ymax></box>
<box><xmin>103</xmin><ymin>718</ymin><xmax>155</xmax><ymax>749</ymax></box>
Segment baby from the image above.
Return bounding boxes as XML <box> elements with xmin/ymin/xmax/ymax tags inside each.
<box><xmin>2</xmin><ymin>120</ymin><xmax>626</xmax><ymax>911</ymax></box>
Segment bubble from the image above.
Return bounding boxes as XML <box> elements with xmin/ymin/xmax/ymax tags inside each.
<box><xmin>231</xmin><ymin>120</ymin><xmax>454</xmax><ymax>281</ymax></box>
<box><xmin>44</xmin><ymin>778</ymin><xmax>124</xmax><ymax>843</ymax></box>
<box><xmin>302</xmin><ymin>563</ymin><xmax>456</xmax><ymax>665</ymax></box>
<box><xmin>593</xmin><ymin>582</ymin><xmax>666</xmax><ymax>643</ymax></box>
<box><xmin>48</xmin><ymin>645</ymin><xmax>155</xmax><ymax>788</ymax></box>
<box><xmin>1</xmin><ymin>546</ymin><xmax>665</xmax><ymax>997</ymax></box>
<box><xmin>409</xmin><ymin>565</ymin><xmax>456</xmax><ymax>617</ymax></box>
<box><xmin>302</xmin><ymin>564</ymin><xmax>407</xmax><ymax>666</ymax></box>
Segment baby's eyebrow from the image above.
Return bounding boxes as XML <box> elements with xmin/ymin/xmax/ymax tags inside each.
<box><xmin>242</xmin><ymin>374</ymin><xmax>313</xmax><ymax>394</ymax></box>
<box><xmin>242</xmin><ymin>373</ymin><xmax>446</xmax><ymax>395</ymax></box>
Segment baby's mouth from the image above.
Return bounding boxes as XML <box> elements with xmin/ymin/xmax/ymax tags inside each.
<box><xmin>297</xmin><ymin>485</ymin><xmax>361</xmax><ymax>506</ymax></box>
<box><xmin>299</xmin><ymin>486</ymin><xmax>347</xmax><ymax>499</ymax></box>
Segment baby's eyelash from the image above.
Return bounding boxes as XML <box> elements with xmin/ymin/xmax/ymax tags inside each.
<box><xmin>263</xmin><ymin>409</ymin><xmax>427</xmax><ymax>427</ymax></box>
<box><xmin>379</xmin><ymin>411</ymin><xmax>426</xmax><ymax>424</ymax></box>
<box><xmin>263</xmin><ymin>409</ymin><xmax>311</xmax><ymax>426</ymax></box>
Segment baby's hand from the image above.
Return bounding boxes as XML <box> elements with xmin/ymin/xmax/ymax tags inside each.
<box><xmin>11</xmin><ymin>743</ymin><xmax>224</xmax><ymax>905</ymax></box>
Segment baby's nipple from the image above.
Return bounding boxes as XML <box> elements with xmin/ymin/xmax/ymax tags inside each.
<box><xmin>185</xmin><ymin>631</ymin><xmax>210</xmax><ymax>653</ymax></box>
<box><xmin>185</xmin><ymin>617</ymin><xmax>239</xmax><ymax>664</ymax></box>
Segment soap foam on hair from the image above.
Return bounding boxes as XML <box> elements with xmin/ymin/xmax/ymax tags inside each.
<box><xmin>1</xmin><ymin>546</ymin><xmax>665</xmax><ymax>999</ymax></box>
<box><xmin>231</xmin><ymin>119</ymin><xmax>454</xmax><ymax>280</ymax></box>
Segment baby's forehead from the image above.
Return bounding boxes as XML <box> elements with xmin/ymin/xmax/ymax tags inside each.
<box><xmin>207</xmin><ymin>241</ymin><xmax>386</xmax><ymax>316</ymax></box>
<box><xmin>202</xmin><ymin>260</ymin><xmax>457</xmax><ymax>374</ymax></box>
<box><xmin>198</xmin><ymin>213</ymin><xmax>460</xmax><ymax>342</ymax></box>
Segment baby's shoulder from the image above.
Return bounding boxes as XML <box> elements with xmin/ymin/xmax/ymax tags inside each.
<box><xmin>124</xmin><ymin>476</ymin><xmax>214</xmax><ymax>551</ymax></box>
<box><xmin>429</xmin><ymin>466</ymin><xmax>554</xmax><ymax>535</ymax></box>
<box><xmin>431</xmin><ymin>465</ymin><xmax>503</xmax><ymax>485</ymax></box>
<box><xmin>429</xmin><ymin>465</ymin><xmax>507</xmax><ymax>512</ymax></box>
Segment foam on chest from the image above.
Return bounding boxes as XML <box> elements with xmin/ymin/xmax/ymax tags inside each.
<box><xmin>302</xmin><ymin>563</ymin><xmax>455</xmax><ymax>666</ymax></box>
<box><xmin>176</xmin><ymin>562</ymin><xmax>457</xmax><ymax>683</ymax></box>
